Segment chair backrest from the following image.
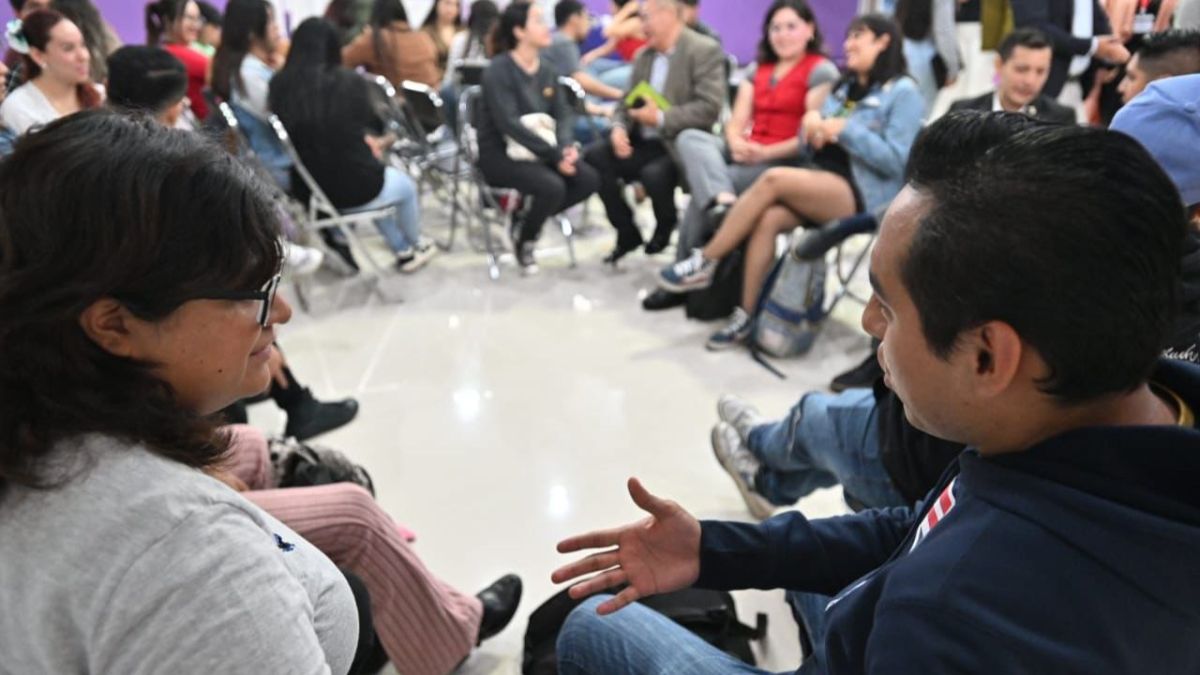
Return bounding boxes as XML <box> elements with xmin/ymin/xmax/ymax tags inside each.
<box><xmin>401</xmin><ymin>80</ymin><xmax>445</xmax><ymax>136</ymax></box>
<box><xmin>267</xmin><ymin>113</ymin><xmax>341</xmax><ymax>218</ymax></box>
<box><xmin>455</xmin><ymin>59</ymin><xmax>488</xmax><ymax>87</ymax></box>
<box><xmin>725</xmin><ymin>53</ymin><xmax>742</xmax><ymax>105</ymax></box>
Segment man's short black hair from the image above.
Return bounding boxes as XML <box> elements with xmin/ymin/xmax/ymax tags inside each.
<box><xmin>554</xmin><ymin>0</ymin><xmax>585</xmax><ymax>28</ymax></box>
<box><xmin>905</xmin><ymin>110</ymin><xmax>1048</xmax><ymax>187</ymax></box>
<box><xmin>901</xmin><ymin>122</ymin><xmax>1188</xmax><ymax>403</ymax></box>
<box><xmin>1136</xmin><ymin>29</ymin><xmax>1200</xmax><ymax>79</ymax></box>
<box><xmin>997</xmin><ymin>27</ymin><xmax>1052</xmax><ymax>62</ymax></box>
<box><xmin>106</xmin><ymin>46</ymin><xmax>188</xmax><ymax>115</ymax></box>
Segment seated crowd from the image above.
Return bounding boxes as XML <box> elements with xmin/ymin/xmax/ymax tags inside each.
<box><xmin>0</xmin><ymin>0</ymin><xmax>1199</xmax><ymax>673</ymax></box>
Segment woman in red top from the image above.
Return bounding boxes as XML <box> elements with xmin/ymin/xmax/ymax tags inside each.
<box><xmin>658</xmin><ymin>0</ymin><xmax>835</xmax><ymax>299</ymax></box>
<box><xmin>580</xmin><ymin>0</ymin><xmax>647</xmax><ymax>91</ymax></box>
<box><xmin>146</xmin><ymin>0</ymin><xmax>210</xmax><ymax>120</ymax></box>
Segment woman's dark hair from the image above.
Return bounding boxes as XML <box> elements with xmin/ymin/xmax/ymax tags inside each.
<box><xmin>903</xmin><ymin>123</ymin><xmax>1186</xmax><ymax>403</ymax></box>
<box><xmin>211</xmin><ymin>0</ymin><xmax>271</xmax><ymax>101</ymax></box>
<box><xmin>757</xmin><ymin>0</ymin><xmax>824</xmax><ymax>64</ymax></box>
<box><xmin>368</xmin><ymin>0</ymin><xmax>410</xmax><ymax>67</ymax></box>
<box><xmin>893</xmin><ymin>0</ymin><xmax>932</xmax><ymax>41</ymax></box>
<box><xmin>106</xmin><ymin>45</ymin><xmax>188</xmax><ymax>115</ymax></box>
<box><xmin>17</xmin><ymin>9</ymin><xmax>102</xmax><ymax>108</ymax></box>
<box><xmin>0</xmin><ymin>110</ymin><xmax>282</xmax><ymax>491</ymax></box>
<box><xmin>489</xmin><ymin>1</ymin><xmax>530</xmax><ymax>55</ymax></box>
<box><xmin>268</xmin><ymin>18</ymin><xmax>363</xmax><ymax>139</ymax></box>
<box><xmin>280</xmin><ymin>16</ymin><xmax>341</xmax><ymax>73</ymax></box>
<box><xmin>422</xmin><ymin>0</ymin><xmax>462</xmax><ymax>29</ymax></box>
<box><xmin>52</xmin><ymin>0</ymin><xmax>113</xmax><ymax>81</ymax></box>
<box><xmin>145</xmin><ymin>0</ymin><xmax>191</xmax><ymax>45</ymax></box>
<box><xmin>846</xmin><ymin>13</ymin><xmax>907</xmax><ymax>88</ymax></box>
<box><xmin>464</xmin><ymin>0</ymin><xmax>498</xmax><ymax>58</ymax></box>
<box><xmin>197</xmin><ymin>0</ymin><xmax>221</xmax><ymax>27</ymax></box>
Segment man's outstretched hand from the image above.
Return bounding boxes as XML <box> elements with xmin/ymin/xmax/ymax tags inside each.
<box><xmin>551</xmin><ymin>478</ymin><xmax>702</xmax><ymax>615</ymax></box>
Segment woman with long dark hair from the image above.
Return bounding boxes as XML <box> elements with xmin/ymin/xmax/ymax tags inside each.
<box><xmin>146</xmin><ymin>0</ymin><xmax>211</xmax><ymax>119</ymax></box>
<box><xmin>422</xmin><ymin>0</ymin><xmax>463</xmax><ymax>74</ymax></box>
<box><xmin>442</xmin><ymin>0</ymin><xmax>498</xmax><ymax>87</ymax></box>
<box><xmin>0</xmin><ymin>9</ymin><xmax>102</xmax><ymax>134</ymax></box>
<box><xmin>658</xmin><ymin>14</ymin><xmax>924</xmax><ymax>350</ymax></box>
<box><xmin>891</xmin><ymin>0</ymin><xmax>959</xmax><ymax>110</ymax></box>
<box><xmin>477</xmin><ymin>2</ymin><xmax>599</xmax><ymax>275</ymax></box>
<box><xmin>210</xmin><ymin>0</ymin><xmax>278</xmax><ymax>119</ymax></box>
<box><xmin>666</xmin><ymin>0</ymin><xmax>838</xmax><ymax>295</ymax></box>
<box><xmin>51</xmin><ymin>0</ymin><xmax>119</xmax><ymax>82</ymax></box>
<box><xmin>0</xmin><ymin>109</ymin><xmax>358</xmax><ymax>672</ymax></box>
<box><xmin>342</xmin><ymin>0</ymin><xmax>440</xmax><ymax>88</ymax></box>
<box><xmin>271</xmin><ymin>18</ymin><xmax>437</xmax><ymax>272</ymax></box>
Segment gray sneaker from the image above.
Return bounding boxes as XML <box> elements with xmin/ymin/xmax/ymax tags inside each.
<box><xmin>711</xmin><ymin>422</ymin><xmax>775</xmax><ymax>520</ymax></box>
<box><xmin>717</xmin><ymin>394</ymin><xmax>764</xmax><ymax>442</ymax></box>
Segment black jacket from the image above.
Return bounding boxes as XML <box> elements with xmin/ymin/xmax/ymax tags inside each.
<box><xmin>948</xmin><ymin>91</ymin><xmax>1077</xmax><ymax>125</ymax></box>
<box><xmin>1010</xmin><ymin>0</ymin><xmax>1112</xmax><ymax>98</ymax></box>
<box><xmin>698</xmin><ymin>358</ymin><xmax>1200</xmax><ymax>674</ymax></box>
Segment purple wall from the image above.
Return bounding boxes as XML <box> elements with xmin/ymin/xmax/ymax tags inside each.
<box><xmin>1</xmin><ymin>0</ymin><xmax>855</xmax><ymax>65</ymax></box>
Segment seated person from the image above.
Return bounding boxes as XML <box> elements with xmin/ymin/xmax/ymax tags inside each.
<box><xmin>0</xmin><ymin>110</ymin><xmax>355</xmax><ymax>672</ymax></box>
<box><xmin>949</xmin><ymin>27</ymin><xmax>1077</xmax><ymax>123</ymax></box>
<box><xmin>553</xmin><ymin>116</ymin><xmax>1200</xmax><ymax>674</ymax></box>
<box><xmin>211</xmin><ymin>0</ymin><xmax>278</xmax><ymax>121</ymax></box>
<box><xmin>658</xmin><ymin>14</ymin><xmax>923</xmax><ymax>350</ymax></box>
<box><xmin>649</xmin><ymin>0</ymin><xmax>838</xmax><ymax>311</ymax></box>
<box><xmin>443</xmin><ymin>0</ymin><xmax>498</xmax><ymax>87</ymax></box>
<box><xmin>581</xmin><ymin>0</ymin><xmax>647</xmax><ymax>91</ymax></box>
<box><xmin>220</xmin><ymin>425</ymin><xmax>521</xmax><ymax>675</ymax></box>
<box><xmin>343</xmin><ymin>0</ymin><xmax>441</xmax><ymax>90</ymax></box>
<box><xmin>270</xmin><ymin>18</ymin><xmax>438</xmax><ymax>273</ymax></box>
<box><xmin>0</xmin><ymin>9</ymin><xmax>103</xmax><ymax>135</ymax></box>
<box><xmin>583</xmin><ymin>0</ymin><xmax>725</xmax><ymax>263</ymax></box>
<box><xmin>146</xmin><ymin>0</ymin><xmax>212</xmax><ymax>120</ymax></box>
<box><xmin>477</xmin><ymin>2</ymin><xmax>600</xmax><ymax>275</ymax></box>
<box><xmin>106</xmin><ymin>44</ymin><xmax>361</xmax><ymax>442</ymax></box>
<box><xmin>1118</xmin><ymin>28</ymin><xmax>1200</xmax><ymax>103</ymax></box>
<box><xmin>421</xmin><ymin>0</ymin><xmax>464</xmax><ymax>77</ymax></box>
<box><xmin>681</xmin><ymin>0</ymin><xmax>720</xmax><ymax>43</ymax></box>
<box><xmin>542</xmin><ymin>0</ymin><xmax>624</xmax><ymax>144</ymax></box>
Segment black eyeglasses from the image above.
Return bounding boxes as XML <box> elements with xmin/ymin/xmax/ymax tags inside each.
<box><xmin>196</xmin><ymin>274</ymin><xmax>281</xmax><ymax>327</ymax></box>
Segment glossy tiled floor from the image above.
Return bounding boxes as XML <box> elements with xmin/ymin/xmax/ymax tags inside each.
<box><xmin>251</xmin><ymin>198</ymin><xmax>874</xmax><ymax>673</ymax></box>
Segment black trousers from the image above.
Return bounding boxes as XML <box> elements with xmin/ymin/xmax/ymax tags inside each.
<box><xmin>477</xmin><ymin>152</ymin><xmax>600</xmax><ymax>244</ymax></box>
<box><xmin>583</xmin><ymin>137</ymin><xmax>679</xmax><ymax>246</ymax></box>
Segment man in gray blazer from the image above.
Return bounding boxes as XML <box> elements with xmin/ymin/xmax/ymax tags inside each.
<box><xmin>583</xmin><ymin>0</ymin><xmax>725</xmax><ymax>263</ymax></box>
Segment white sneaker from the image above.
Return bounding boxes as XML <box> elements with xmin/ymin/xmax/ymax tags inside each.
<box><xmin>711</xmin><ymin>422</ymin><xmax>775</xmax><ymax>520</ymax></box>
<box><xmin>396</xmin><ymin>238</ymin><xmax>439</xmax><ymax>273</ymax></box>
<box><xmin>284</xmin><ymin>241</ymin><xmax>324</xmax><ymax>276</ymax></box>
<box><xmin>717</xmin><ymin>394</ymin><xmax>764</xmax><ymax>441</ymax></box>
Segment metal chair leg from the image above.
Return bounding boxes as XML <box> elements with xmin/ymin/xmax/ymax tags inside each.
<box><xmin>559</xmin><ymin>215</ymin><xmax>577</xmax><ymax>268</ymax></box>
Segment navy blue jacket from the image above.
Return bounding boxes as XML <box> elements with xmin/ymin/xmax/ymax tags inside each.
<box><xmin>697</xmin><ymin>359</ymin><xmax>1200</xmax><ymax>673</ymax></box>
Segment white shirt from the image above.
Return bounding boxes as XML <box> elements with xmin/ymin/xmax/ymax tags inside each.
<box><xmin>0</xmin><ymin>81</ymin><xmax>106</xmax><ymax>135</ymax></box>
<box><xmin>1069</xmin><ymin>0</ymin><xmax>1098</xmax><ymax>77</ymax></box>
<box><xmin>992</xmin><ymin>92</ymin><xmax>1031</xmax><ymax>116</ymax></box>
<box><xmin>232</xmin><ymin>54</ymin><xmax>276</xmax><ymax>120</ymax></box>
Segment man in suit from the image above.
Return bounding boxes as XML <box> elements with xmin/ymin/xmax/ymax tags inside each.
<box><xmin>950</xmin><ymin>28</ymin><xmax>1078</xmax><ymax>124</ymax></box>
<box><xmin>583</xmin><ymin>0</ymin><xmax>725</xmax><ymax>263</ymax></box>
<box><xmin>1010</xmin><ymin>0</ymin><xmax>1130</xmax><ymax>98</ymax></box>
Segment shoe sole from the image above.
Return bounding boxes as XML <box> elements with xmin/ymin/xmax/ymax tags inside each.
<box><xmin>705</xmin><ymin>333</ymin><xmax>750</xmax><ymax>351</ymax></box>
<box><xmin>657</xmin><ymin>275</ymin><xmax>713</xmax><ymax>294</ymax></box>
<box><xmin>711</xmin><ymin>425</ymin><xmax>776</xmax><ymax>521</ymax></box>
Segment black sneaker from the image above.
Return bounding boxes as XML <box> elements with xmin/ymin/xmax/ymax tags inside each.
<box><xmin>830</xmin><ymin>349</ymin><xmax>884</xmax><ymax>392</ymax></box>
<box><xmin>284</xmin><ymin>389</ymin><xmax>360</xmax><ymax>441</ymax></box>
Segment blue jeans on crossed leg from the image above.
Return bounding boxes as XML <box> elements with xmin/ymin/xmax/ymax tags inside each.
<box><xmin>347</xmin><ymin>166</ymin><xmax>421</xmax><ymax>255</ymax></box>
<box><xmin>558</xmin><ymin>595</ymin><xmax>791</xmax><ymax>674</ymax></box>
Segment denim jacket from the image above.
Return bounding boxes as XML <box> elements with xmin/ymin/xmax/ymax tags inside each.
<box><xmin>820</xmin><ymin>75</ymin><xmax>925</xmax><ymax>215</ymax></box>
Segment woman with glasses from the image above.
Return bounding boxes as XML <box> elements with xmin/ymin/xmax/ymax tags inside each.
<box><xmin>146</xmin><ymin>0</ymin><xmax>212</xmax><ymax>120</ymax></box>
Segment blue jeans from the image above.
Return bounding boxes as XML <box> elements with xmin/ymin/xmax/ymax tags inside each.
<box><xmin>348</xmin><ymin>166</ymin><xmax>421</xmax><ymax>254</ymax></box>
<box><xmin>746</xmin><ymin>388</ymin><xmax>905</xmax><ymax>509</ymax></box>
<box><xmin>588</xmin><ymin>59</ymin><xmax>633</xmax><ymax>92</ymax></box>
<box><xmin>558</xmin><ymin>595</ymin><xmax>791</xmax><ymax>674</ymax></box>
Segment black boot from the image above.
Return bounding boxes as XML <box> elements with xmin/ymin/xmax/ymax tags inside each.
<box><xmin>274</xmin><ymin>366</ymin><xmax>360</xmax><ymax>440</ymax></box>
<box><xmin>476</xmin><ymin>574</ymin><xmax>523</xmax><ymax>645</ymax></box>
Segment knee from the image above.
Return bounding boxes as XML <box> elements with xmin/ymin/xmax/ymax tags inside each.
<box><xmin>557</xmin><ymin>596</ymin><xmax>613</xmax><ymax>669</ymax></box>
<box><xmin>761</xmin><ymin>166</ymin><xmax>792</xmax><ymax>189</ymax></box>
<box><xmin>674</xmin><ymin>128</ymin><xmax>707</xmax><ymax>153</ymax></box>
<box><xmin>640</xmin><ymin>164</ymin><xmax>676</xmax><ymax>192</ymax></box>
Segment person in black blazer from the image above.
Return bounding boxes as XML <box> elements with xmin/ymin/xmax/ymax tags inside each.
<box><xmin>949</xmin><ymin>28</ymin><xmax>1078</xmax><ymax>124</ymax></box>
<box><xmin>1010</xmin><ymin>0</ymin><xmax>1129</xmax><ymax>98</ymax></box>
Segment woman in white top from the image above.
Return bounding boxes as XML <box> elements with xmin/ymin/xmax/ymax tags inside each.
<box><xmin>0</xmin><ymin>8</ymin><xmax>103</xmax><ymax>135</ymax></box>
<box><xmin>211</xmin><ymin>0</ymin><xmax>280</xmax><ymax>119</ymax></box>
<box><xmin>0</xmin><ymin>109</ymin><xmax>358</xmax><ymax>674</ymax></box>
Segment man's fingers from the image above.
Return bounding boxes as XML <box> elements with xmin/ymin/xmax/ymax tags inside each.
<box><xmin>557</xmin><ymin>526</ymin><xmax>624</xmax><ymax>554</ymax></box>
<box><xmin>596</xmin><ymin>585</ymin><xmax>642</xmax><ymax>615</ymax></box>
<box><xmin>550</xmin><ymin>550</ymin><xmax>619</xmax><ymax>584</ymax></box>
<box><xmin>568</xmin><ymin>568</ymin><xmax>629</xmax><ymax>601</ymax></box>
<box><xmin>627</xmin><ymin>477</ymin><xmax>672</xmax><ymax>518</ymax></box>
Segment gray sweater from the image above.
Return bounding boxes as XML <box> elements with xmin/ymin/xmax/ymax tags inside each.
<box><xmin>0</xmin><ymin>435</ymin><xmax>357</xmax><ymax>674</ymax></box>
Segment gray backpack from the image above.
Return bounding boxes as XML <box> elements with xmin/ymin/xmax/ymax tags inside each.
<box><xmin>751</xmin><ymin>241</ymin><xmax>827</xmax><ymax>359</ymax></box>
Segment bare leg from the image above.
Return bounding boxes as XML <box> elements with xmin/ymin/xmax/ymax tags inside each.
<box><xmin>702</xmin><ymin>167</ymin><xmax>858</xmax><ymax>261</ymax></box>
<box><xmin>742</xmin><ymin>206</ymin><xmax>803</xmax><ymax>311</ymax></box>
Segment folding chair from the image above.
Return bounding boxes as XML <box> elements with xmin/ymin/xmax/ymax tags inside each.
<box><xmin>267</xmin><ymin>113</ymin><xmax>401</xmax><ymax>304</ymax></box>
<box><xmin>792</xmin><ymin>211</ymin><xmax>881</xmax><ymax>315</ymax></box>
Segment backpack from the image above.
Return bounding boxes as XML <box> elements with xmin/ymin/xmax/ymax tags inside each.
<box><xmin>751</xmin><ymin>238</ymin><xmax>828</xmax><ymax>359</ymax></box>
<box><xmin>269</xmin><ymin>437</ymin><xmax>376</xmax><ymax>496</ymax></box>
<box><xmin>522</xmin><ymin>586</ymin><xmax>767</xmax><ymax>675</ymax></box>
<box><xmin>686</xmin><ymin>245</ymin><xmax>746</xmax><ymax>321</ymax></box>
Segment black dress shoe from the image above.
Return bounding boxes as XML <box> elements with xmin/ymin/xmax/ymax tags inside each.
<box><xmin>829</xmin><ymin>350</ymin><xmax>884</xmax><ymax>393</ymax></box>
<box><xmin>284</xmin><ymin>390</ymin><xmax>360</xmax><ymax>441</ymax></box>
<box><xmin>476</xmin><ymin>574</ymin><xmax>523</xmax><ymax>644</ymax></box>
<box><xmin>603</xmin><ymin>236</ymin><xmax>644</xmax><ymax>266</ymax></box>
<box><xmin>643</xmin><ymin>232</ymin><xmax>672</xmax><ymax>255</ymax></box>
<box><xmin>641</xmin><ymin>288</ymin><xmax>686</xmax><ymax>311</ymax></box>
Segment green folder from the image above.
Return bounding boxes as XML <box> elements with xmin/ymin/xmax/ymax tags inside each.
<box><xmin>624</xmin><ymin>81</ymin><xmax>672</xmax><ymax>111</ymax></box>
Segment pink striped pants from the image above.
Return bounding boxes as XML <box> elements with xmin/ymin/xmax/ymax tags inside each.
<box><xmin>222</xmin><ymin>425</ymin><xmax>483</xmax><ymax>675</ymax></box>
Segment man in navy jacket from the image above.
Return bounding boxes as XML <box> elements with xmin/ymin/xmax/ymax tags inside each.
<box><xmin>551</xmin><ymin>113</ymin><xmax>1200</xmax><ymax>674</ymax></box>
